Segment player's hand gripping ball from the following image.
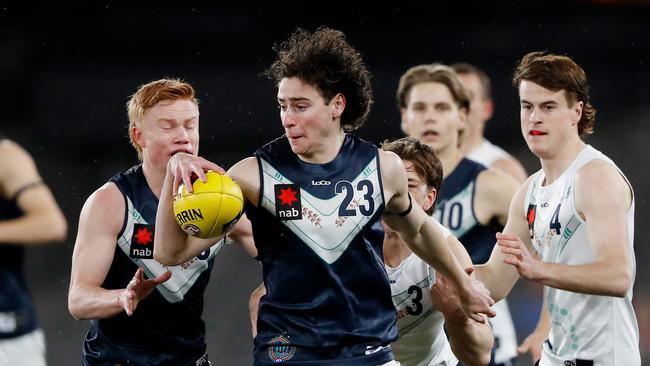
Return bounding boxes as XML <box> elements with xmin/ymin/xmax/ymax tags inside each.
<box><xmin>173</xmin><ymin>171</ymin><xmax>244</xmax><ymax>238</ymax></box>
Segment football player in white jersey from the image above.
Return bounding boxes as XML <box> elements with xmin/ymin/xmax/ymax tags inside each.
<box><xmin>451</xmin><ymin>62</ymin><xmax>528</xmax><ymax>184</ymax></box>
<box><xmin>397</xmin><ymin>63</ymin><xmax>520</xmax><ymax>366</ymax></box>
<box><xmin>452</xmin><ymin>62</ymin><xmax>539</xmax><ymax>362</ymax></box>
<box><xmin>475</xmin><ymin>52</ymin><xmax>640</xmax><ymax>366</ymax></box>
<box><xmin>382</xmin><ymin>137</ymin><xmax>493</xmax><ymax>366</ymax></box>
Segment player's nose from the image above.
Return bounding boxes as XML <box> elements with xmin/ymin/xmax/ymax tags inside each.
<box><xmin>282</xmin><ymin>113</ymin><xmax>297</xmax><ymax>129</ymax></box>
<box><xmin>174</xmin><ymin>127</ymin><xmax>191</xmax><ymax>144</ymax></box>
<box><xmin>529</xmin><ymin>107</ymin><xmax>542</xmax><ymax>123</ymax></box>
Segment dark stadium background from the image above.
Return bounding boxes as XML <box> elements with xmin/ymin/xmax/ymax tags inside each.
<box><xmin>2</xmin><ymin>2</ymin><xmax>649</xmax><ymax>364</ymax></box>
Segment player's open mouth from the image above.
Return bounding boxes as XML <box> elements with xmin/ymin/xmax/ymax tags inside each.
<box><xmin>169</xmin><ymin>148</ymin><xmax>193</xmax><ymax>156</ymax></box>
<box><xmin>422</xmin><ymin>131</ymin><xmax>438</xmax><ymax>138</ymax></box>
<box><xmin>529</xmin><ymin>130</ymin><xmax>546</xmax><ymax>136</ymax></box>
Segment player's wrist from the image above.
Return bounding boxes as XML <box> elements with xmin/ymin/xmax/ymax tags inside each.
<box><xmin>530</xmin><ymin>260</ymin><xmax>549</xmax><ymax>282</ymax></box>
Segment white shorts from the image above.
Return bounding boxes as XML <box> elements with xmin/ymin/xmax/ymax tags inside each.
<box><xmin>0</xmin><ymin>329</ymin><xmax>46</xmax><ymax>366</ymax></box>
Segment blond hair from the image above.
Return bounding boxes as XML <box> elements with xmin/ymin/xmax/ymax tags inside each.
<box><xmin>126</xmin><ymin>78</ymin><xmax>198</xmax><ymax>160</ymax></box>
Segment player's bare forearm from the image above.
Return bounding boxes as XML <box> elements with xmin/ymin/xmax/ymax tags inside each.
<box><xmin>497</xmin><ymin>232</ymin><xmax>631</xmax><ymax>296</ymax></box>
<box><xmin>0</xmin><ymin>190</ymin><xmax>67</xmax><ymax>244</ymax></box>
<box><xmin>393</xmin><ymin>214</ymin><xmax>471</xmax><ymax>294</ymax></box>
<box><xmin>153</xmin><ymin>170</ymin><xmax>192</xmax><ymax>264</ymax></box>
<box><xmin>394</xmin><ymin>216</ymin><xmax>495</xmax><ymax>321</ymax></box>
<box><xmin>0</xmin><ymin>211</ymin><xmax>66</xmax><ymax>244</ymax></box>
<box><xmin>382</xmin><ymin>200</ymin><xmax>467</xmax><ymax>292</ymax></box>
<box><xmin>155</xmin><ymin>155</ymin><xmax>227</xmax><ymax>265</ymax></box>
<box><xmin>534</xmin><ymin>260</ymin><xmax>631</xmax><ymax>297</ymax></box>
<box><xmin>474</xmin><ymin>259</ymin><xmax>519</xmax><ymax>302</ymax></box>
<box><xmin>68</xmin><ymin>284</ymin><xmax>128</xmax><ymax>320</ymax></box>
<box><xmin>446</xmin><ymin>316</ymin><xmax>493</xmax><ymax>366</ymax></box>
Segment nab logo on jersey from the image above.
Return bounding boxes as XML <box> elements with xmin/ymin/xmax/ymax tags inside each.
<box><xmin>130</xmin><ymin>224</ymin><xmax>155</xmax><ymax>259</ymax></box>
<box><xmin>274</xmin><ymin>184</ymin><xmax>302</xmax><ymax>220</ymax></box>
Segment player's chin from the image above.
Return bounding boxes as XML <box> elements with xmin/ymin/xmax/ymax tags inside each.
<box><xmin>525</xmin><ymin>140</ymin><xmax>547</xmax><ymax>156</ymax></box>
<box><xmin>288</xmin><ymin>140</ymin><xmax>308</xmax><ymax>154</ymax></box>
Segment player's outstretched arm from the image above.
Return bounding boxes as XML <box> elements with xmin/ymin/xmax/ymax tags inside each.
<box><xmin>153</xmin><ymin>153</ymin><xmax>227</xmax><ymax>265</ymax></box>
<box><xmin>0</xmin><ymin>140</ymin><xmax>67</xmax><ymax>244</ymax></box>
<box><xmin>431</xmin><ymin>236</ymin><xmax>493</xmax><ymax>366</ymax></box>
<box><xmin>68</xmin><ymin>183</ymin><xmax>170</xmax><ymax>319</ymax></box>
<box><xmin>380</xmin><ymin>150</ymin><xmax>494</xmax><ymax>322</ymax></box>
<box><xmin>227</xmin><ymin>213</ymin><xmax>258</xmax><ymax>258</ymax></box>
<box><xmin>498</xmin><ymin>160</ymin><xmax>633</xmax><ymax>297</ymax></box>
<box><xmin>474</xmin><ymin>179</ymin><xmax>531</xmax><ymax>302</ymax></box>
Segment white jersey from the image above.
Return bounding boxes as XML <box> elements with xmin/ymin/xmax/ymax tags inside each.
<box><xmin>386</xmin><ymin>222</ymin><xmax>458</xmax><ymax>366</ymax></box>
<box><xmin>524</xmin><ymin>145</ymin><xmax>639</xmax><ymax>366</ymax></box>
<box><xmin>489</xmin><ymin>300</ymin><xmax>517</xmax><ymax>364</ymax></box>
<box><xmin>466</xmin><ymin>139</ymin><xmax>511</xmax><ymax>168</ymax></box>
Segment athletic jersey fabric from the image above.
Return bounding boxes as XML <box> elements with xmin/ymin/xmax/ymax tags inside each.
<box><xmin>434</xmin><ymin>158</ymin><xmax>517</xmax><ymax>365</ymax></box>
<box><xmin>249</xmin><ymin>134</ymin><xmax>396</xmax><ymax>365</ymax></box>
<box><xmin>82</xmin><ymin>165</ymin><xmax>221</xmax><ymax>366</ymax></box>
<box><xmin>525</xmin><ymin>145</ymin><xmax>639</xmax><ymax>366</ymax></box>
<box><xmin>466</xmin><ymin>139</ymin><xmax>511</xmax><ymax>169</ymax></box>
<box><xmin>387</xmin><ymin>221</ymin><xmax>458</xmax><ymax>366</ymax></box>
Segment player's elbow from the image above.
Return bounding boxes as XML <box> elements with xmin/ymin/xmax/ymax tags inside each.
<box><xmin>67</xmin><ymin>292</ymin><xmax>86</xmax><ymax>321</ymax></box>
<box><xmin>610</xmin><ymin>267</ymin><xmax>633</xmax><ymax>297</ymax></box>
<box><xmin>37</xmin><ymin>210</ymin><xmax>67</xmax><ymax>243</ymax></box>
<box><xmin>153</xmin><ymin>247</ymin><xmax>184</xmax><ymax>266</ymax></box>
<box><xmin>50</xmin><ymin>213</ymin><xmax>68</xmax><ymax>243</ymax></box>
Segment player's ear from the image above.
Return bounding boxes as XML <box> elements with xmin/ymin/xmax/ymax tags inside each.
<box><xmin>423</xmin><ymin>187</ymin><xmax>436</xmax><ymax>212</ymax></box>
<box><xmin>132</xmin><ymin>125</ymin><xmax>145</xmax><ymax>149</ymax></box>
<box><xmin>331</xmin><ymin>93</ymin><xmax>346</xmax><ymax>119</ymax></box>
<box><xmin>458</xmin><ymin>106</ymin><xmax>468</xmax><ymax>131</ymax></box>
<box><xmin>483</xmin><ymin>98</ymin><xmax>495</xmax><ymax>122</ymax></box>
<box><xmin>400</xmin><ymin>108</ymin><xmax>409</xmax><ymax>135</ymax></box>
<box><xmin>571</xmin><ymin>100</ymin><xmax>584</xmax><ymax>126</ymax></box>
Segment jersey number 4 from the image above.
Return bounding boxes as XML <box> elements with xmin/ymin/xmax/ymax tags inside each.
<box><xmin>550</xmin><ymin>204</ymin><xmax>562</xmax><ymax>235</ymax></box>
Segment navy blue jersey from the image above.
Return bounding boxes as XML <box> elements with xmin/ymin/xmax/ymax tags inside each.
<box><xmin>433</xmin><ymin>158</ymin><xmax>501</xmax><ymax>264</ymax></box>
<box><xmin>82</xmin><ymin>165</ymin><xmax>221</xmax><ymax>366</ymax></box>
<box><xmin>248</xmin><ymin>134</ymin><xmax>397</xmax><ymax>365</ymax></box>
<box><xmin>0</xmin><ymin>137</ymin><xmax>40</xmax><ymax>339</ymax></box>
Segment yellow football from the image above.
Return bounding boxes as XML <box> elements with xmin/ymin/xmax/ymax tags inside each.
<box><xmin>173</xmin><ymin>171</ymin><xmax>244</xmax><ymax>238</ymax></box>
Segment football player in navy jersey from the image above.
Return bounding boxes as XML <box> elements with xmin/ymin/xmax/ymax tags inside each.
<box><xmin>154</xmin><ymin>27</ymin><xmax>494</xmax><ymax>366</ymax></box>
<box><xmin>0</xmin><ymin>137</ymin><xmax>67</xmax><ymax>366</ymax></box>
<box><xmin>396</xmin><ymin>64</ymin><xmax>520</xmax><ymax>366</ymax></box>
<box><xmin>68</xmin><ymin>78</ymin><xmax>254</xmax><ymax>366</ymax></box>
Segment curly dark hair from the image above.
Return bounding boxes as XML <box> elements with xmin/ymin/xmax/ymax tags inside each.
<box><xmin>513</xmin><ymin>51</ymin><xmax>596</xmax><ymax>136</ymax></box>
<box><xmin>265</xmin><ymin>27</ymin><xmax>373</xmax><ymax>132</ymax></box>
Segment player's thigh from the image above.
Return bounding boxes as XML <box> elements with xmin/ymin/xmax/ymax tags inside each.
<box><xmin>0</xmin><ymin>329</ymin><xmax>46</xmax><ymax>366</ymax></box>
